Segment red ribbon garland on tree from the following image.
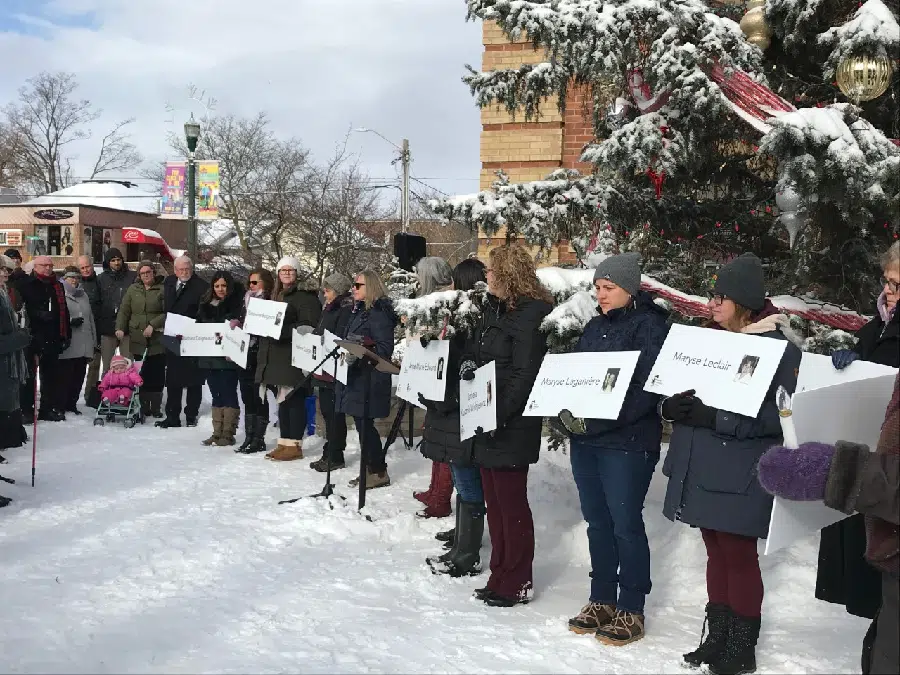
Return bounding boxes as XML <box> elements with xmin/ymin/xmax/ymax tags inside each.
<box><xmin>646</xmin><ymin>168</ymin><xmax>665</xmax><ymax>198</ymax></box>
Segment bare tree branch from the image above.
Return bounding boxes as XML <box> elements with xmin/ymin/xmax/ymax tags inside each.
<box><xmin>89</xmin><ymin>118</ymin><xmax>142</xmax><ymax>179</ymax></box>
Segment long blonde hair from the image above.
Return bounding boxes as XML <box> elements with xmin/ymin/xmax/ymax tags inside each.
<box><xmin>356</xmin><ymin>269</ymin><xmax>388</xmax><ymax>310</ymax></box>
<box><xmin>488</xmin><ymin>244</ymin><xmax>553</xmax><ymax>310</ymax></box>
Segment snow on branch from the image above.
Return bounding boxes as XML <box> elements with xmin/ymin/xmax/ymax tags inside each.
<box><xmin>820</xmin><ymin>0</ymin><xmax>900</xmax><ymax>75</ymax></box>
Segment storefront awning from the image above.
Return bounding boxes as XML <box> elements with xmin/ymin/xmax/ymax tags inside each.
<box><xmin>121</xmin><ymin>227</ymin><xmax>181</xmax><ymax>262</ymax></box>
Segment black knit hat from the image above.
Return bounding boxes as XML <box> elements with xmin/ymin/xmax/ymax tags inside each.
<box><xmin>3</xmin><ymin>248</ymin><xmax>21</xmax><ymax>261</ymax></box>
<box><xmin>711</xmin><ymin>253</ymin><xmax>766</xmax><ymax>311</ymax></box>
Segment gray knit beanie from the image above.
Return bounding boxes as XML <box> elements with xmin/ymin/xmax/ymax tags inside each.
<box><xmin>712</xmin><ymin>253</ymin><xmax>766</xmax><ymax>311</ymax></box>
<box><xmin>323</xmin><ymin>272</ymin><xmax>352</xmax><ymax>296</ymax></box>
<box><xmin>593</xmin><ymin>252</ymin><xmax>642</xmax><ymax>296</ymax></box>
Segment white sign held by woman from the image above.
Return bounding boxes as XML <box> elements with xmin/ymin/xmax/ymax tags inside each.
<box><xmin>459</xmin><ymin>361</ymin><xmax>497</xmax><ymax>441</ymax></box>
<box><xmin>291</xmin><ymin>330</ymin><xmax>320</xmax><ymax>373</ymax></box>
<box><xmin>180</xmin><ymin>322</ymin><xmax>226</xmax><ymax>357</ymax></box>
<box><xmin>397</xmin><ymin>338</ymin><xmax>451</xmax><ymax>408</ymax></box>
<box><xmin>643</xmin><ymin>324</ymin><xmax>788</xmax><ymax>417</ymax></box>
<box><xmin>524</xmin><ymin>351</ymin><xmax>641</xmax><ymax>419</ymax></box>
<box><xmin>321</xmin><ymin>329</ymin><xmax>348</xmax><ymax>385</ymax></box>
<box><xmin>163</xmin><ymin>312</ymin><xmax>194</xmax><ymax>337</ymax></box>
<box><xmin>243</xmin><ymin>297</ymin><xmax>288</xmax><ymax>339</ymax></box>
<box><xmin>222</xmin><ymin>326</ymin><xmax>250</xmax><ymax>369</ymax></box>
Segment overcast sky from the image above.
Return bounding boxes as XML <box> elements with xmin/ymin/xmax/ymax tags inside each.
<box><xmin>0</xmin><ymin>0</ymin><xmax>484</xmax><ymax>206</ymax></box>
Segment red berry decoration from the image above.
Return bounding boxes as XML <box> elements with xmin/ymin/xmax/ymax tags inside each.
<box><xmin>715</xmin><ymin>221</ymin><xmax>721</xmax><ymax>228</ymax></box>
<box><xmin>765</xmin><ymin>206</ymin><xmax>772</xmax><ymax>213</ymax></box>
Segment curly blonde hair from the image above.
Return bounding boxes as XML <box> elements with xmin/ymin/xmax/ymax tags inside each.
<box><xmin>488</xmin><ymin>244</ymin><xmax>553</xmax><ymax>310</ymax></box>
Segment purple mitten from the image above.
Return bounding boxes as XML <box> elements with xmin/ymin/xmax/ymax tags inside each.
<box><xmin>757</xmin><ymin>442</ymin><xmax>836</xmax><ymax>501</ymax></box>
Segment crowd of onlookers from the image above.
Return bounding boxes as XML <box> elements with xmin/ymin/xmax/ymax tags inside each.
<box><xmin>0</xmin><ymin>241</ymin><xmax>896</xmax><ymax>675</ymax></box>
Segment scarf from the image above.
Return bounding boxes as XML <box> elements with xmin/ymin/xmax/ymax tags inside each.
<box><xmin>866</xmin><ymin>374</ymin><xmax>899</xmax><ymax>575</ymax></box>
<box><xmin>876</xmin><ymin>291</ymin><xmax>896</xmax><ymax>324</ymax></box>
<box><xmin>38</xmin><ymin>272</ymin><xmax>68</xmax><ymax>340</ymax></box>
<box><xmin>0</xmin><ymin>287</ymin><xmax>27</xmax><ymax>384</ymax></box>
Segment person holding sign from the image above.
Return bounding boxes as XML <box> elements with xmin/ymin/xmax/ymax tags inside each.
<box><xmin>757</xmin><ymin>373</ymin><xmax>899</xmax><ymax>675</ymax></box>
<box><xmin>462</xmin><ymin>244</ymin><xmax>552</xmax><ymax>608</ymax></box>
<box><xmin>196</xmin><ymin>271</ymin><xmax>245</xmax><ymax>447</ymax></box>
<box><xmin>818</xmin><ymin>242</ymin><xmax>899</xmax><ymax>623</ymax></box>
<box><xmin>336</xmin><ymin>270</ymin><xmax>398</xmax><ymax>490</ymax></box>
<box><xmin>556</xmin><ymin>253</ymin><xmax>669</xmax><ymax>646</ymax></box>
<box><xmin>256</xmin><ymin>257</ymin><xmax>322</xmax><ymax>462</ymax></box>
<box><xmin>660</xmin><ymin>253</ymin><xmax>802</xmax><ymax>674</ymax></box>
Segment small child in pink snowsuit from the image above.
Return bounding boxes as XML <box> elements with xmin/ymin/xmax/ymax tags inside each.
<box><xmin>99</xmin><ymin>354</ymin><xmax>143</xmax><ymax>406</ymax></box>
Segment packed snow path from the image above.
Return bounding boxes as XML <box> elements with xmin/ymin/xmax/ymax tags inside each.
<box><xmin>0</xmin><ymin>414</ymin><xmax>867</xmax><ymax>673</ymax></box>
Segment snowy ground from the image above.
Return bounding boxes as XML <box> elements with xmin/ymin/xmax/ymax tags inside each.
<box><xmin>0</xmin><ymin>405</ymin><xmax>868</xmax><ymax>674</ymax></box>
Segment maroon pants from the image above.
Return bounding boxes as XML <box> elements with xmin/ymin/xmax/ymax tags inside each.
<box><xmin>481</xmin><ymin>466</ymin><xmax>534</xmax><ymax>601</ymax></box>
<box><xmin>701</xmin><ymin>528</ymin><xmax>764</xmax><ymax>618</ymax></box>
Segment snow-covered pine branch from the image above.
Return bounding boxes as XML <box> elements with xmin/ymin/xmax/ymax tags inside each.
<box><xmin>820</xmin><ymin>0</ymin><xmax>900</xmax><ymax>77</ymax></box>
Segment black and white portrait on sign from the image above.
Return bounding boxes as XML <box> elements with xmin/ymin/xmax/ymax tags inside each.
<box><xmin>734</xmin><ymin>355</ymin><xmax>760</xmax><ymax>384</ymax></box>
<box><xmin>602</xmin><ymin>368</ymin><xmax>620</xmax><ymax>392</ymax></box>
<box><xmin>436</xmin><ymin>357</ymin><xmax>445</xmax><ymax>381</ymax></box>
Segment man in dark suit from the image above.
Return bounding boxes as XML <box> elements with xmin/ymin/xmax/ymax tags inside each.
<box><xmin>156</xmin><ymin>255</ymin><xmax>209</xmax><ymax>428</ymax></box>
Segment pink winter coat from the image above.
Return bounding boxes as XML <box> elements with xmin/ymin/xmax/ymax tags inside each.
<box><xmin>99</xmin><ymin>366</ymin><xmax>143</xmax><ymax>403</ymax></box>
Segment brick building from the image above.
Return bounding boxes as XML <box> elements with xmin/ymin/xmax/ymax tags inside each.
<box><xmin>476</xmin><ymin>21</ymin><xmax>594</xmax><ymax>265</ymax></box>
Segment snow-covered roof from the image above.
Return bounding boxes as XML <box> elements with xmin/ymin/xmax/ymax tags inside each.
<box><xmin>22</xmin><ymin>180</ymin><xmax>159</xmax><ymax>215</ymax></box>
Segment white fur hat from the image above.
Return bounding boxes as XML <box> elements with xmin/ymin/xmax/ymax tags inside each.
<box><xmin>276</xmin><ymin>256</ymin><xmax>302</xmax><ymax>272</ymax></box>
<box><xmin>0</xmin><ymin>254</ymin><xmax>13</xmax><ymax>270</ymax></box>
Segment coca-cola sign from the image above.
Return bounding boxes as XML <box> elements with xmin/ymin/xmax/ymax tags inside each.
<box><xmin>33</xmin><ymin>208</ymin><xmax>74</xmax><ymax>221</ymax></box>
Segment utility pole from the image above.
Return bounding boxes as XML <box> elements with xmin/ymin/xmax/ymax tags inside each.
<box><xmin>184</xmin><ymin>114</ymin><xmax>201</xmax><ymax>260</ymax></box>
<box><xmin>400</xmin><ymin>138</ymin><xmax>410</xmax><ymax>234</ymax></box>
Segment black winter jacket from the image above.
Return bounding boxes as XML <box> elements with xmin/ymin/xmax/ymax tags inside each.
<box><xmin>96</xmin><ymin>248</ymin><xmax>137</xmax><ymax>336</ymax></box>
<box><xmin>662</xmin><ymin>316</ymin><xmax>802</xmax><ymax>539</ymax></box>
<box><xmin>161</xmin><ymin>273</ymin><xmax>209</xmax><ymax>388</ymax></box>
<box><xmin>313</xmin><ymin>292</ymin><xmax>354</xmax><ymax>388</ymax></box>
<box><xmin>196</xmin><ymin>277</ymin><xmax>245</xmax><ymax>371</ymax></box>
<box><xmin>420</xmin><ymin>331</ymin><xmax>471</xmax><ymax>465</ymax></box>
<box><xmin>853</xmin><ymin>305</ymin><xmax>899</xmax><ymax>368</ymax></box>
<box><xmin>255</xmin><ymin>283</ymin><xmax>323</xmax><ymax>389</ymax></box>
<box><xmin>19</xmin><ymin>273</ymin><xmax>71</xmax><ymax>355</ymax></box>
<box><xmin>464</xmin><ymin>294</ymin><xmax>552</xmax><ymax>469</ymax></box>
<box><xmin>570</xmin><ymin>291</ymin><xmax>670</xmax><ymax>453</ymax></box>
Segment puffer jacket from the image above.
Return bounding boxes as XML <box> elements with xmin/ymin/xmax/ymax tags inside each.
<box><xmin>60</xmin><ymin>282</ymin><xmax>98</xmax><ymax>360</ymax></box>
<box><xmin>853</xmin><ymin>293</ymin><xmax>899</xmax><ymax>368</ymax></box>
<box><xmin>569</xmin><ymin>291</ymin><xmax>670</xmax><ymax>453</ymax></box>
<box><xmin>662</xmin><ymin>307</ymin><xmax>803</xmax><ymax>539</ymax></box>
<box><xmin>96</xmin><ymin>248</ymin><xmax>137</xmax><ymax>336</ymax></box>
<box><xmin>463</xmin><ymin>294</ymin><xmax>553</xmax><ymax>468</ymax></box>
<box><xmin>255</xmin><ymin>281</ymin><xmax>323</xmax><ymax>388</ymax></box>
<box><xmin>116</xmin><ymin>276</ymin><xmax>167</xmax><ymax>356</ymax></box>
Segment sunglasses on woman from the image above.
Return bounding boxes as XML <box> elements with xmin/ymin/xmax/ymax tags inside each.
<box><xmin>248</xmin><ymin>280</ymin><xmax>260</xmax><ymax>286</ymax></box>
<box><xmin>353</xmin><ymin>282</ymin><xmax>365</xmax><ymax>289</ymax></box>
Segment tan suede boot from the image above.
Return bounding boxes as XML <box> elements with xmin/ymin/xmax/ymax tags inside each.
<box><xmin>216</xmin><ymin>407</ymin><xmax>240</xmax><ymax>446</ymax></box>
<box><xmin>203</xmin><ymin>407</ymin><xmax>224</xmax><ymax>446</ymax></box>
<box><xmin>266</xmin><ymin>439</ymin><xmax>304</xmax><ymax>461</ymax></box>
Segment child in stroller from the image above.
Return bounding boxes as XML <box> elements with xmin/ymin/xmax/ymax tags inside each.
<box><xmin>99</xmin><ymin>354</ymin><xmax>143</xmax><ymax>406</ymax></box>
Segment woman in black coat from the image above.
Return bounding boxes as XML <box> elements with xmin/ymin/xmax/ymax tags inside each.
<box><xmin>196</xmin><ymin>270</ymin><xmax>244</xmax><ymax>447</ymax></box>
<box><xmin>819</xmin><ymin>241</ymin><xmax>900</xmax><ymax>621</ymax></box>
<box><xmin>256</xmin><ymin>257</ymin><xmax>322</xmax><ymax>462</ymax></box>
<box><xmin>232</xmin><ymin>267</ymin><xmax>275</xmax><ymax>454</ymax></box>
<box><xmin>335</xmin><ymin>269</ymin><xmax>398</xmax><ymax>490</ymax></box>
<box><xmin>464</xmin><ymin>244</ymin><xmax>553</xmax><ymax>608</ymax></box>
<box><xmin>660</xmin><ymin>253</ymin><xmax>802</xmax><ymax>674</ymax></box>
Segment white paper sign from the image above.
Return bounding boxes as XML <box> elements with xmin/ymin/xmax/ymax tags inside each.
<box><xmin>459</xmin><ymin>361</ymin><xmax>497</xmax><ymax>441</ymax></box>
<box><xmin>243</xmin><ymin>297</ymin><xmax>288</xmax><ymax>339</ymax></box>
<box><xmin>643</xmin><ymin>324</ymin><xmax>788</xmax><ymax>417</ymax></box>
<box><xmin>764</xmin><ymin>372</ymin><xmax>896</xmax><ymax>554</ymax></box>
<box><xmin>396</xmin><ymin>338</ymin><xmax>451</xmax><ymax>409</ymax></box>
<box><xmin>322</xmin><ymin>330</ymin><xmax>348</xmax><ymax>385</ymax></box>
<box><xmin>222</xmin><ymin>326</ymin><xmax>250</xmax><ymax>369</ymax></box>
<box><xmin>180</xmin><ymin>322</ymin><xmax>227</xmax><ymax>357</ymax></box>
<box><xmin>796</xmin><ymin>352</ymin><xmax>898</xmax><ymax>393</ymax></box>
<box><xmin>291</xmin><ymin>330</ymin><xmax>320</xmax><ymax>373</ymax></box>
<box><xmin>523</xmin><ymin>351</ymin><xmax>641</xmax><ymax>419</ymax></box>
<box><xmin>163</xmin><ymin>312</ymin><xmax>194</xmax><ymax>337</ymax></box>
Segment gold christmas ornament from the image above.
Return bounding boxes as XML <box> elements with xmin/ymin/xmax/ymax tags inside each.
<box><xmin>740</xmin><ymin>0</ymin><xmax>773</xmax><ymax>51</ymax></box>
<box><xmin>835</xmin><ymin>53</ymin><xmax>894</xmax><ymax>102</ymax></box>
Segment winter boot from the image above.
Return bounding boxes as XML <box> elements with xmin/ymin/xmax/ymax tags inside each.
<box><xmin>414</xmin><ymin>460</ymin><xmax>440</xmax><ymax>505</ymax></box>
<box><xmin>417</xmin><ymin>462</ymin><xmax>454</xmax><ymax>518</ymax></box>
<box><xmin>310</xmin><ymin>455</ymin><xmax>346</xmax><ymax>472</ymax></box>
<box><xmin>707</xmin><ymin>613</ymin><xmax>761</xmax><ymax>675</ymax></box>
<box><xmin>435</xmin><ymin>528</ymin><xmax>455</xmax><ymax>544</ymax></box>
<box><xmin>203</xmin><ymin>407</ymin><xmax>224</xmax><ymax>446</ymax></box>
<box><xmin>595</xmin><ymin>609</ymin><xmax>645</xmax><ymax>646</ymax></box>
<box><xmin>236</xmin><ymin>414</ymin><xmax>257</xmax><ymax>453</ymax></box>
<box><xmin>349</xmin><ymin>469</ymin><xmax>391</xmax><ymax>490</ymax></box>
<box><xmin>241</xmin><ymin>415</ymin><xmax>269</xmax><ymax>454</ymax></box>
<box><xmin>568</xmin><ymin>602</ymin><xmax>617</xmax><ymax>635</ymax></box>
<box><xmin>427</xmin><ymin>495</ymin><xmax>462</xmax><ymax>570</ymax></box>
<box><xmin>267</xmin><ymin>439</ymin><xmax>303</xmax><ymax>462</ymax></box>
<box><xmin>683</xmin><ymin>603</ymin><xmax>731</xmax><ymax>668</ymax></box>
<box><xmin>441</xmin><ymin>499</ymin><xmax>484</xmax><ymax>577</ymax></box>
<box><xmin>216</xmin><ymin>407</ymin><xmax>240</xmax><ymax>446</ymax></box>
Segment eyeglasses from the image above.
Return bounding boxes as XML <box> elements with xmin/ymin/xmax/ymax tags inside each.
<box><xmin>353</xmin><ymin>282</ymin><xmax>365</xmax><ymax>289</ymax></box>
<box><xmin>248</xmin><ymin>280</ymin><xmax>260</xmax><ymax>286</ymax></box>
<box><xmin>707</xmin><ymin>293</ymin><xmax>727</xmax><ymax>306</ymax></box>
<box><xmin>882</xmin><ymin>277</ymin><xmax>900</xmax><ymax>293</ymax></box>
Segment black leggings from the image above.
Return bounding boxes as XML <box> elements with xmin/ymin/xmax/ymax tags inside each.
<box><xmin>278</xmin><ymin>390</ymin><xmax>307</xmax><ymax>442</ymax></box>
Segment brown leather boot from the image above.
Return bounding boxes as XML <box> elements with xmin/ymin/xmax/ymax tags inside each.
<box><xmin>266</xmin><ymin>439</ymin><xmax>304</xmax><ymax>461</ymax></box>
<box><xmin>203</xmin><ymin>408</ymin><xmax>224</xmax><ymax>446</ymax></box>
<box><xmin>216</xmin><ymin>407</ymin><xmax>240</xmax><ymax>446</ymax></box>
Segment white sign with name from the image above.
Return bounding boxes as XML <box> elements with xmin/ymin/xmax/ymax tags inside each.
<box><xmin>643</xmin><ymin>323</ymin><xmax>788</xmax><ymax>417</ymax></box>
<box><xmin>163</xmin><ymin>312</ymin><xmax>195</xmax><ymax>337</ymax></box>
<box><xmin>795</xmin><ymin>352</ymin><xmax>898</xmax><ymax>393</ymax></box>
<box><xmin>459</xmin><ymin>361</ymin><xmax>498</xmax><ymax>441</ymax></box>
<box><xmin>764</xmin><ymin>372</ymin><xmax>896</xmax><ymax>554</ymax></box>
<box><xmin>243</xmin><ymin>298</ymin><xmax>288</xmax><ymax>339</ymax></box>
<box><xmin>222</xmin><ymin>326</ymin><xmax>250</xmax><ymax>369</ymax></box>
<box><xmin>397</xmin><ymin>338</ymin><xmax>451</xmax><ymax>409</ymax></box>
<box><xmin>291</xmin><ymin>330</ymin><xmax>320</xmax><ymax>373</ymax></box>
<box><xmin>180</xmin><ymin>322</ymin><xmax>227</xmax><ymax>357</ymax></box>
<box><xmin>321</xmin><ymin>329</ymin><xmax>348</xmax><ymax>385</ymax></box>
<box><xmin>524</xmin><ymin>351</ymin><xmax>641</xmax><ymax>419</ymax></box>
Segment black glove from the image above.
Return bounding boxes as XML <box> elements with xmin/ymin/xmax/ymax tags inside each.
<box><xmin>684</xmin><ymin>397</ymin><xmax>717</xmax><ymax>429</ymax></box>
<box><xmin>660</xmin><ymin>390</ymin><xmax>696</xmax><ymax>422</ymax></box>
<box><xmin>559</xmin><ymin>409</ymin><xmax>587</xmax><ymax>435</ymax></box>
<box><xmin>459</xmin><ymin>359</ymin><xmax>477</xmax><ymax>381</ymax></box>
<box><xmin>419</xmin><ymin>334</ymin><xmax>431</xmax><ymax>349</ymax></box>
<box><xmin>418</xmin><ymin>392</ymin><xmax>452</xmax><ymax>415</ymax></box>
<box><xmin>70</xmin><ymin>316</ymin><xmax>84</xmax><ymax>328</ymax></box>
<box><xmin>59</xmin><ymin>340</ymin><xmax>70</xmax><ymax>353</ymax></box>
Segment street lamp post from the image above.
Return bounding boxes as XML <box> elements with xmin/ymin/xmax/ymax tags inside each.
<box><xmin>184</xmin><ymin>114</ymin><xmax>201</xmax><ymax>260</ymax></box>
<box><xmin>353</xmin><ymin>128</ymin><xmax>410</xmax><ymax>233</ymax></box>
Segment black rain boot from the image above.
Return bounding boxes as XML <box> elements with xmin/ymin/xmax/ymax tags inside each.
<box><xmin>443</xmin><ymin>499</ymin><xmax>484</xmax><ymax>577</ymax></box>
<box><xmin>708</xmin><ymin>612</ymin><xmax>761</xmax><ymax>675</ymax></box>
<box><xmin>236</xmin><ymin>414</ymin><xmax>257</xmax><ymax>453</ymax></box>
<box><xmin>683</xmin><ymin>603</ymin><xmax>731</xmax><ymax>668</ymax></box>
<box><xmin>239</xmin><ymin>415</ymin><xmax>269</xmax><ymax>454</ymax></box>
<box><xmin>427</xmin><ymin>495</ymin><xmax>462</xmax><ymax>571</ymax></box>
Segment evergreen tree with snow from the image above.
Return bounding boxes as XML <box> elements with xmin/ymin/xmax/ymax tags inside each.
<box><xmin>434</xmin><ymin>0</ymin><xmax>899</xmax><ymax>314</ymax></box>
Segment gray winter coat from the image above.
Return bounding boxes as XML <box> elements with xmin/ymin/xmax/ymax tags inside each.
<box><xmin>60</xmin><ymin>282</ymin><xmax>98</xmax><ymax>360</ymax></box>
<box><xmin>662</xmin><ymin>314</ymin><xmax>802</xmax><ymax>539</ymax></box>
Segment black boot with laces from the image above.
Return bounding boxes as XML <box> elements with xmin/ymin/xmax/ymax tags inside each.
<box><xmin>683</xmin><ymin>602</ymin><xmax>731</xmax><ymax>668</ymax></box>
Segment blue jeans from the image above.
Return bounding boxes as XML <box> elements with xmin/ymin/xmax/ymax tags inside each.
<box><xmin>205</xmin><ymin>369</ymin><xmax>240</xmax><ymax>408</ymax></box>
<box><xmin>450</xmin><ymin>464</ymin><xmax>484</xmax><ymax>505</ymax></box>
<box><xmin>570</xmin><ymin>441</ymin><xmax>659</xmax><ymax>614</ymax></box>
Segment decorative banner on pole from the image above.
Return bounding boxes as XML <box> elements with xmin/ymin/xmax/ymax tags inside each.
<box><xmin>197</xmin><ymin>161</ymin><xmax>220</xmax><ymax>220</ymax></box>
<box><xmin>459</xmin><ymin>362</ymin><xmax>497</xmax><ymax>441</ymax></box>
<box><xmin>160</xmin><ymin>162</ymin><xmax>186</xmax><ymax>219</ymax></box>
<box><xmin>179</xmin><ymin>322</ymin><xmax>227</xmax><ymax>357</ymax></box>
<box><xmin>524</xmin><ymin>351</ymin><xmax>641</xmax><ymax>419</ymax></box>
<box><xmin>222</xmin><ymin>326</ymin><xmax>250</xmax><ymax>369</ymax></box>
<box><xmin>243</xmin><ymin>298</ymin><xmax>288</xmax><ymax>339</ymax></box>
<box><xmin>397</xmin><ymin>338</ymin><xmax>451</xmax><ymax>408</ymax></box>
<box><xmin>643</xmin><ymin>324</ymin><xmax>788</xmax><ymax>417</ymax></box>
